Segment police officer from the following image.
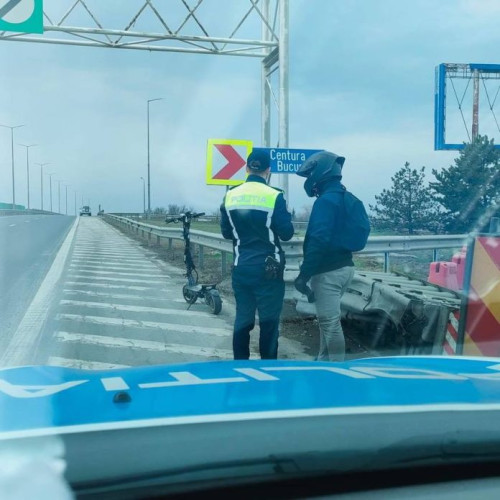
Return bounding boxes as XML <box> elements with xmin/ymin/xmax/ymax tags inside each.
<box><xmin>220</xmin><ymin>149</ymin><xmax>294</xmax><ymax>359</ymax></box>
<box><xmin>294</xmin><ymin>151</ymin><xmax>356</xmax><ymax>362</ymax></box>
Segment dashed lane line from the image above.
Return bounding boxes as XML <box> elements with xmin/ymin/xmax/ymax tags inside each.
<box><xmin>54</xmin><ymin>331</ymin><xmax>234</xmax><ymax>358</ymax></box>
<box><xmin>67</xmin><ymin>275</ymin><xmax>167</xmax><ymax>284</ymax></box>
<box><xmin>47</xmin><ymin>356</ymin><xmax>129</xmax><ymax>370</ymax></box>
<box><xmin>65</xmin><ymin>281</ymin><xmax>173</xmax><ymax>291</ymax></box>
<box><xmin>55</xmin><ymin>313</ymin><xmax>230</xmax><ymax>337</ymax></box>
<box><xmin>59</xmin><ymin>300</ymin><xmax>210</xmax><ymax>317</ymax></box>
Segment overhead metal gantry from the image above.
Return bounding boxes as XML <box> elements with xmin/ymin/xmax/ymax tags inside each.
<box><xmin>0</xmin><ymin>0</ymin><xmax>290</xmax><ymax>194</ymax></box>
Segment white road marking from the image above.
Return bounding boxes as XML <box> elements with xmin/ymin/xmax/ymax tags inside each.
<box><xmin>71</xmin><ymin>253</ymin><xmax>146</xmax><ymax>262</ymax></box>
<box><xmin>70</xmin><ymin>263</ymin><xmax>158</xmax><ymax>271</ymax></box>
<box><xmin>68</xmin><ymin>275</ymin><xmax>167</xmax><ymax>284</ymax></box>
<box><xmin>65</xmin><ymin>281</ymin><xmax>170</xmax><ymax>291</ymax></box>
<box><xmin>55</xmin><ymin>314</ymin><xmax>230</xmax><ymax>337</ymax></box>
<box><xmin>1</xmin><ymin>218</ymin><xmax>79</xmax><ymax>367</ymax></box>
<box><xmin>47</xmin><ymin>356</ymin><xmax>129</xmax><ymax>370</ymax></box>
<box><xmin>8</xmin><ymin>223</ymin><xmax>16</xmax><ymax>227</ymax></box>
<box><xmin>24</xmin><ymin>220</ymin><xmax>30</xmax><ymax>223</ymax></box>
<box><xmin>59</xmin><ymin>300</ymin><xmax>207</xmax><ymax>317</ymax></box>
<box><xmin>68</xmin><ymin>269</ymin><xmax>163</xmax><ymax>278</ymax></box>
<box><xmin>63</xmin><ymin>289</ymin><xmax>178</xmax><ymax>301</ymax></box>
<box><xmin>54</xmin><ymin>331</ymin><xmax>234</xmax><ymax>358</ymax></box>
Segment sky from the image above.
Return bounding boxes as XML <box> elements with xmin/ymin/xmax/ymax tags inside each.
<box><xmin>1</xmin><ymin>0</ymin><xmax>500</xmax><ymax>216</ymax></box>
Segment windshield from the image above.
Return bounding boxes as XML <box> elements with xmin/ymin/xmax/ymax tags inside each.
<box><xmin>1</xmin><ymin>0</ymin><xmax>499</xmax><ymax>497</ymax></box>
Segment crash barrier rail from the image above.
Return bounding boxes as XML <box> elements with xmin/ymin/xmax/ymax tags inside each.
<box><xmin>104</xmin><ymin>214</ymin><xmax>467</xmax><ymax>277</ymax></box>
<box><xmin>0</xmin><ymin>209</ymin><xmax>59</xmax><ymax>216</ymax></box>
<box><xmin>112</xmin><ymin>213</ymin><xmax>309</xmax><ymax>231</ymax></box>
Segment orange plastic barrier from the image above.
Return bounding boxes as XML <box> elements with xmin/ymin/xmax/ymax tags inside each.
<box><xmin>428</xmin><ymin>261</ymin><xmax>459</xmax><ymax>290</ymax></box>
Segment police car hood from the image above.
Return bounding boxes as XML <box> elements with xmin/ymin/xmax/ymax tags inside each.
<box><xmin>2</xmin><ymin>356</ymin><xmax>500</xmax><ymax>490</ymax></box>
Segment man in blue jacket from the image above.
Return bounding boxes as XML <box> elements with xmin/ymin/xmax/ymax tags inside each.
<box><xmin>220</xmin><ymin>149</ymin><xmax>294</xmax><ymax>359</ymax></box>
<box><xmin>294</xmin><ymin>151</ymin><xmax>355</xmax><ymax>361</ymax></box>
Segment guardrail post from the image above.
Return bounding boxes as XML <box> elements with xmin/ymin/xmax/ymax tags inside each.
<box><xmin>157</xmin><ymin>235</ymin><xmax>160</xmax><ymax>246</ymax></box>
<box><xmin>168</xmin><ymin>238</ymin><xmax>172</xmax><ymax>250</ymax></box>
<box><xmin>433</xmin><ymin>248</ymin><xmax>438</xmax><ymax>262</ymax></box>
<box><xmin>384</xmin><ymin>252</ymin><xmax>390</xmax><ymax>273</ymax></box>
<box><xmin>198</xmin><ymin>245</ymin><xmax>204</xmax><ymax>269</ymax></box>
<box><xmin>148</xmin><ymin>230</ymin><xmax>152</xmax><ymax>244</ymax></box>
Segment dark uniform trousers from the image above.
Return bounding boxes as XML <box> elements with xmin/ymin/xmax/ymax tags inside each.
<box><xmin>232</xmin><ymin>264</ymin><xmax>285</xmax><ymax>359</ymax></box>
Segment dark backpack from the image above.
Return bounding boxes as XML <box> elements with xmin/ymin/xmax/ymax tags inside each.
<box><xmin>339</xmin><ymin>190</ymin><xmax>371</xmax><ymax>252</ymax></box>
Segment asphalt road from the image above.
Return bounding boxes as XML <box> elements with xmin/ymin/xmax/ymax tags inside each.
<box><xmin>0</xmin><ymin>214</ymin><xmax>75</xmax><ymax>351</ymax></box>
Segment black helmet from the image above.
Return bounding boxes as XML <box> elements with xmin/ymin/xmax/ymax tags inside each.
<box><xmin>297</xmin><ymin>151</ymin><xmax>345</xmax><ymax>197</ymax></box>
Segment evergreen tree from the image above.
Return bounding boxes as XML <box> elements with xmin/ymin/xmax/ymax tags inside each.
<box><xmin>370</xmin><ymin>162</ymin><xmax>441</xmax><ymax>234</ymax></box>
<box><xmin>430</xmin><ymin>135</ymin><xmax>500</xmax><ymax>233</ymax></box>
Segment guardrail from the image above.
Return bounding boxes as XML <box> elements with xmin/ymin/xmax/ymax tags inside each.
<box><xmin>0</xmin><ymin>209</ymin><xmax>60</xmax><ymax>216</ymax></box>
<box><xmin>104</xmin><ymin>214</ymin><xmax>467</xmax><ymax>275</ymax></box>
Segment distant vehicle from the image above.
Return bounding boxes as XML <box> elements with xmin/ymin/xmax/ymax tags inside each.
<box><xmin>79</xmin><ymin>206</ymin><xmax>91</xmax><ymax>216</ymax></box>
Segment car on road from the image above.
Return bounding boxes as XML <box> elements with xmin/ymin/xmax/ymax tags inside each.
<box><xmin>79</xmin><ymin>206</ymin><xmax>91</xmax><ymax>216</ymax></box>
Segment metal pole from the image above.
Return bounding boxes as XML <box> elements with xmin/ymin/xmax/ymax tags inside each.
<box><xmin>58</xmin><ymin>180</ymin><xmax>61</xmax><ymax>213</ymax></box>
<box><xmin>472</xmin><ymin>69</ymin><xmax>480</xmax><ymax>140</ymax></box>
<box><xmin>146</xmin><ymin>98</ymin><xmax>162</xmax><ymax>216</ymax></box>
<box><xmin>74</xmin><ymin>191</ymin><xmax>77</xmax><ymax>215</ymax></box>
<box><xmin>11</xmin><ymin>129</ymin><xmax>15</xmax><ymax>209</ymax></box>
<box><xmin>147</xmin><ymin>101</ymin><xmax>150</xmax><ymax>215</ymax></box>
<box><xmin>261</xmin><ymin>0</ymin><xmax>271</xmax><ymax>148</ymax></box>
<box><xmin>1</xmin><ymin>124</ymin><xmax>24</xmax><ymax>209</ymax></box>
<box><xmin>140</xmin><ymin>176</ymin><xmax>145</xmax><ymax>213</ymax></box>
<box><xmin>49</xmin><ymin>175</ymin><xmax>53</xmax><ymax>212</ymax></box>
<box><xmin>41</xmin><ymin>165</ymin><xmax>43</xmax><ymax>210</ymax></box>
<box><xmin>20</xmin><ymin>144</ymin><xmax>36</xmax><ymax>210</ymax></box>
<box><xmin>278</xmin><ymin>0</ymin><xmax>289</xmax><ymax>199</ymax></box>
<box><xmin>65</xmin><ymin>185</ymin><xmax>68</xmax><ymax>215</ymax></box>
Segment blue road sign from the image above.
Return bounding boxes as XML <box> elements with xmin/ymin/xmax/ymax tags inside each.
<box><xmin>253</xmin><ymin>147</ymin><xmax>323</xmax><ymax>174</ymax></box>
<box><xmin>0</xmin><ymin>0</ymin><xmax>43</xmax><ymax>34</ymax></box>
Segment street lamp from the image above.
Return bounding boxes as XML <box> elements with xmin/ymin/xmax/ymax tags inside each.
<box><xmin>57</xmin><ymin>179</ymin><xmax>62</xmax><ymax>214</ymax></box>
<box><xmin>48</xmin><ymin>172</ymin><xmax>56</xmax><ymax>212</ymax></box>
<box><xmin>35</xmin><ymin>162</ymin><xmax>50</xmax><ymax>211</ymax></box>
<box><xmin>0</xmin><ymin>124</ymin><xmax>25</xmax><ymax>209</ymax></box>
<box><xmin>19</xmin><ymin>144</ymin><xmax>37</xmax><ymax>209</ymax></box>
<box><xmin>64</xmin><ymin>184</ymin><xmax>70</xmax><ymax>215</ymax></box>
<box><xmin>140</xmin><ymin>176</ymin><xmax>146</xmax><ymax>214</ymax></box>
<box><xmin>147</xmin><ymin>97</ymin><xmax>163</xmax><ymax>216</ymax></box>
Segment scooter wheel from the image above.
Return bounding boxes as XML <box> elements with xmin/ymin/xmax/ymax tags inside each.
<box><xmin>183</xmin><ymin>284</ymin><xmax>197</xmax><ymax>304</ymax></box>
<box><xmin>206</xmin><ymin>289</ymin><xmax>222</xmax><ymax>315</ymax></box>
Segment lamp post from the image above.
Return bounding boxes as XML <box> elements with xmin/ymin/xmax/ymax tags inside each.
<box><xmin>35</xmin><ymin>162</ymin><xmax>50</xmax><ymax>211</ymax></box>
<box><xmin>0</xmin><ymin>124</ymin><xmax>25</xmax><ymax>209</ymax></box>
<box><xmin>140</xmin><ymin>176</ymin><xmax>146</xmax><ymax>214</ymax></box>
<box><xmin>147</xmin><ymin>98</ymin><xmax>163</xmax><ymax>216</ymax></box>
<box><xmin>48</xmin><ymin>173</ymin><xmax>56</xmax><ymax>212</ymax></box>
<box><xmin>64</xmin><ymin>184</ymin><xmax>70</xmax><ymax>215</ymax></box>
<box><xmin>57</xmin><ymin>180</ymin><xmax>62</xmax><ymax>214</ymax></box>
<box><xmin>74</xmin><ymin>191</ymin><xmax>77</xmax><ymax>215</ymax></box>
<box><xmin>19</xmin><ymin>144</ymin><xmax>37</xmax><ymax>209</ymax></box>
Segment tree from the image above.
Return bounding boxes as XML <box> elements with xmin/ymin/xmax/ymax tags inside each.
<box><xmin>430</xmin><ymin>135</ymin><xmax>500</xmax><ymax>233</ymax></box>
<box><xmin>167</xmin><ymin>204</ymin><xmax>193</xmax><ymax>215</ymax></box>
<box><xmin>370</xmin><ymin>162</ymin><xmax>441</xmax><ymax>234</ymax></box>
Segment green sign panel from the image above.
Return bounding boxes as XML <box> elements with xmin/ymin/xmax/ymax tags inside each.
<box><xmin>0</xmin><ymin>0</ymin><xmax>43</xmax><ymax>34</ymax></box>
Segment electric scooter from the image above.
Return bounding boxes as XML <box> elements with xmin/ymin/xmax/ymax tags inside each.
<box><xmin>165</xmin><ymin>211</ymin><xmax>222</xmax><ymax>315</ymax></box>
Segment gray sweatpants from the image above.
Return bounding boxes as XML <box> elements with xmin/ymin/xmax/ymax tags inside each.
<box><xmin>311</xmin><ymin>266</ymin><xmax>355</xmax><ymax>362</ymax></box>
